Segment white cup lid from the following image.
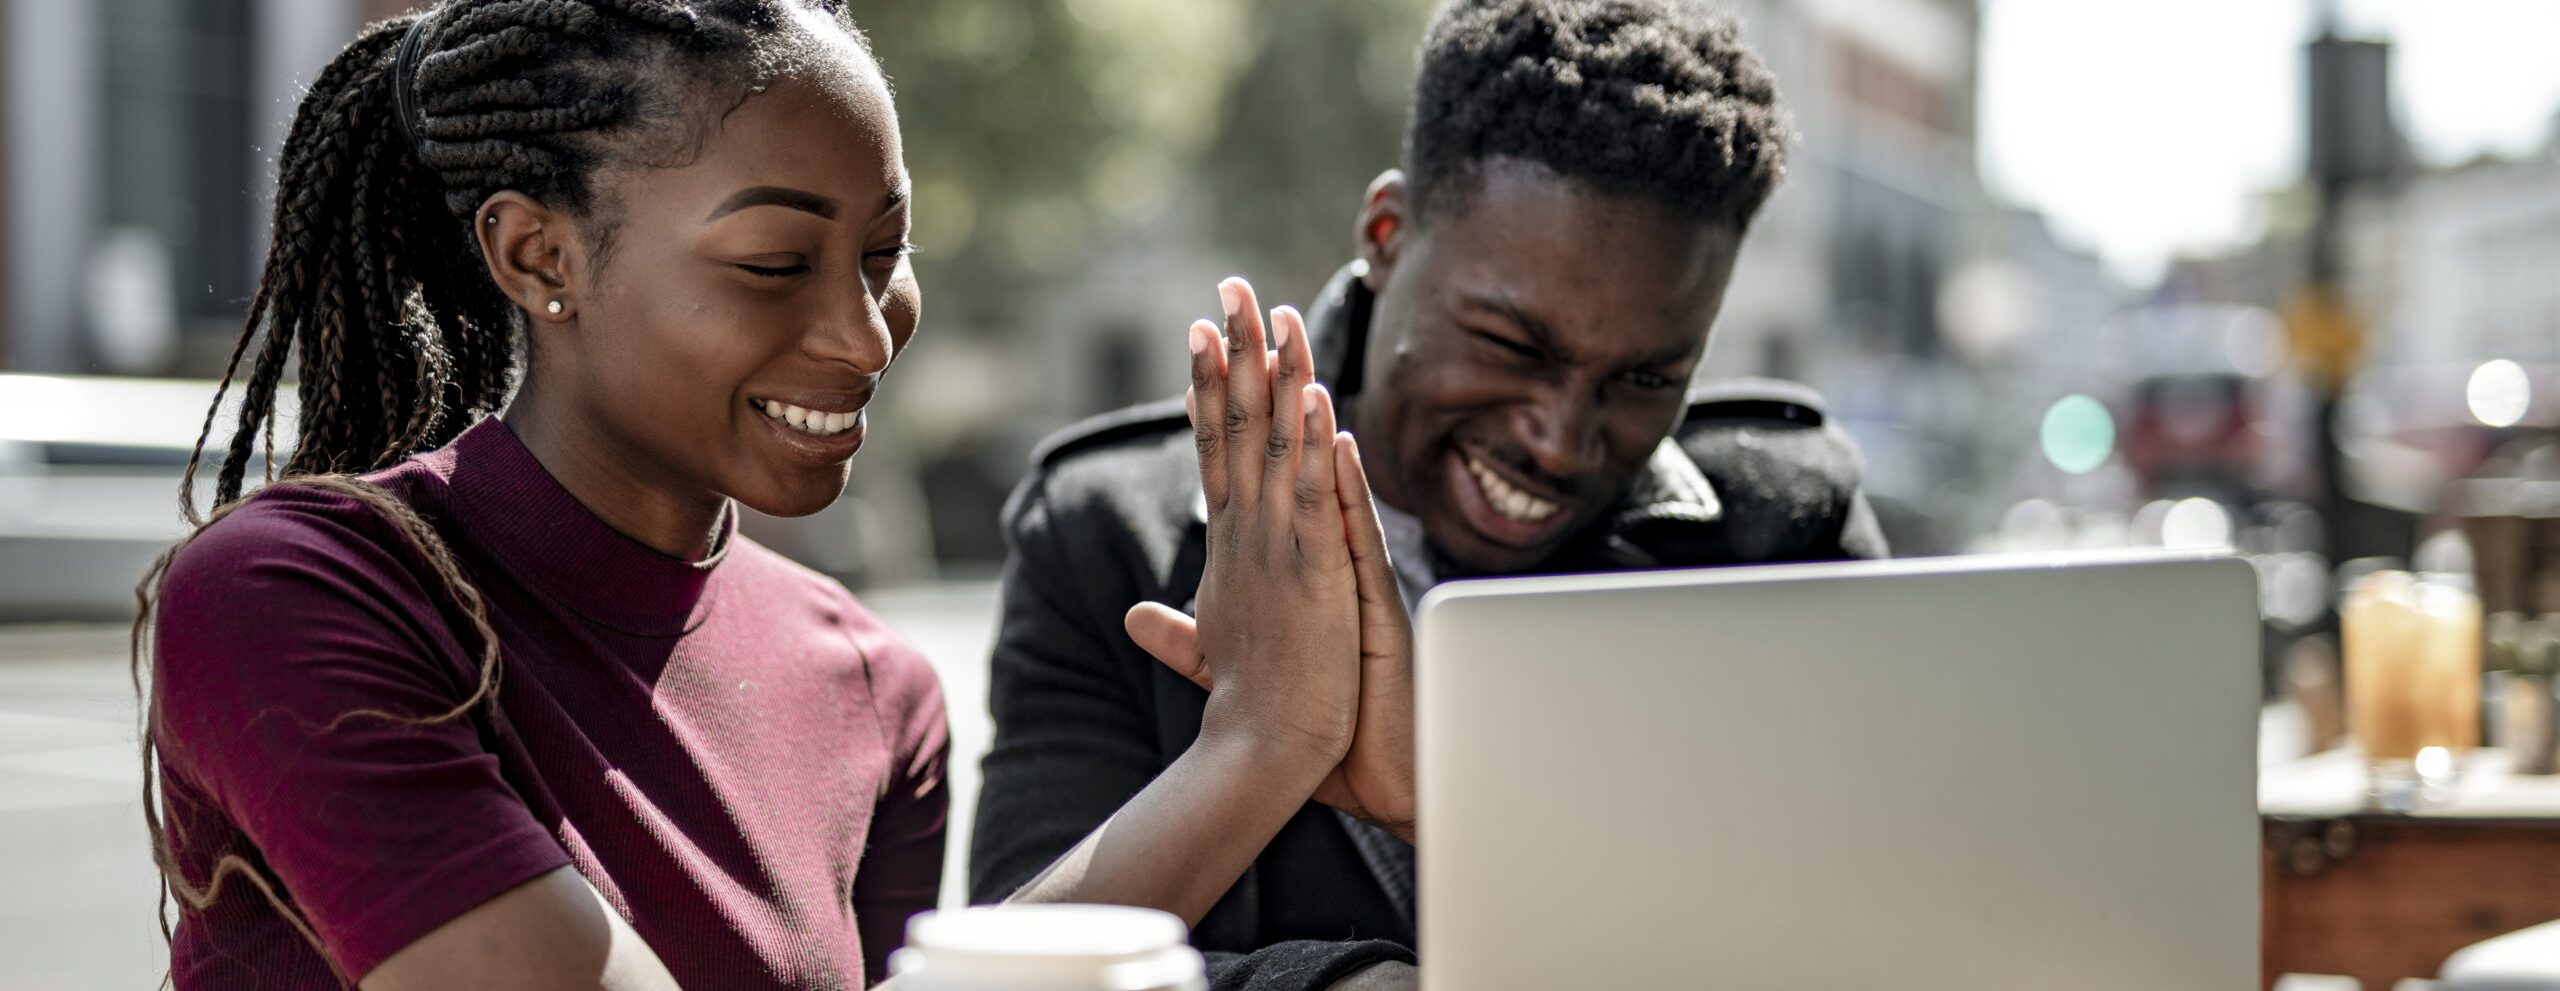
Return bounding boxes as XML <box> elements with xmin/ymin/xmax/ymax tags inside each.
<box><xmin>896</xmin><ymin>905</ymin><xmax>1204</xmax><ymax>991</ymax></box>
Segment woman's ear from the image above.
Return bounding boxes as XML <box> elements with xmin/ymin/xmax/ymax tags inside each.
<box><xmin>473</xmin><ymin>191</ymin><xmax>583</xmax><ymax>324</ymax></box>
<box><xmin>1354</xmin><ymin>170</ymin><xmax>1410</xmax><ymax>294</ymax></box>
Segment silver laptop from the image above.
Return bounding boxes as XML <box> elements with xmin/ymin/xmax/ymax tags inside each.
<box><xmin>1414</xmin><ymin>550</ymin><xmax>2259</xmax><ymax>990</ymax></box>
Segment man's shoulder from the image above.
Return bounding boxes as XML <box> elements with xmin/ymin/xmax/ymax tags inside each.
<box><xmin>1667</xmin><ymin>378</ymin><xmax>1874</xmax><ymax>554</ymax></box>
<box><xmin>1678</xmin><ymin>377</ymin><xmax>1829</xmax><ymax>430</ymax></box>
<box><xmin>1028</xmin><ymin>395</ymin><xmax>1195</xmax><ymax>473</ymax></box>
<box><xmin>1007</xmin><ymin>396</ymin><xmax>1201</xmax><ymax>541</ymax></box>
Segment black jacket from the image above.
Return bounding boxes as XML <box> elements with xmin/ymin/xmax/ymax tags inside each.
<box><xmin>968</xmin><ymin>263</ymin><xmax>1887</xmax><ymax>991</ymax></box>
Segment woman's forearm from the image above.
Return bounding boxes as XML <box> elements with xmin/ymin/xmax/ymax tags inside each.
<box><xmin>1006</xmin><ymin>729</ymin><xmax>1335</xmax><ymax>925</ymax></box>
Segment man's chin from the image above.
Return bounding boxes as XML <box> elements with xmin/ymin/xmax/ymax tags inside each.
<box><xmin>1425</xmin><ymin>522</ymin><xmax>1563</xmax><ymax>578</ymax></box>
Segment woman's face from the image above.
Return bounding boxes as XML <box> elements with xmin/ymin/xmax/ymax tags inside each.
<box><xmin>536</xmin><ymin>53</ymin><xmax>917</xmax><ymax>520</ymax></box>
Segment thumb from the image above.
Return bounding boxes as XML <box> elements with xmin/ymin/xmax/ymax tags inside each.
<box><xmin>1124</xmin><ymin>602</ymin><xmax>1212</xmax><ymax>690</ymax></box>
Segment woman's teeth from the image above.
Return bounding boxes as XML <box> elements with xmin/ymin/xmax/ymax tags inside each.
<box><xmin>1464</xmin><ymin>453</ymin><xmax>1560</xmax><ymax>523</ymax></box>
<box><xmin>754</xmin><ymin>399</ymin><xmax>859</xmax><ymax>437</ymax></box>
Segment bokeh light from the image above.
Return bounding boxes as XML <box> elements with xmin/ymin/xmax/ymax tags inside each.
<box><xmin>2039</xmin><ymin>394</ymin><xmax>2115</xmax><ymax>475</ymax></box>
<box><xmin>2161</xmin><ymin>497</ymin><xmax>2234</xmax><ymax>549</ymax></box>
<box><xmin>2466</xmin><ymin>359</ymin><xmax>2531</xmax><ymax>428</ymax></box>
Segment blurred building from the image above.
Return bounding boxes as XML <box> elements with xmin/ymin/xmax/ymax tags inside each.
<box><xmin>1715</xmin><ymin>0</ymin><xmax>1982</xmax><ymax>383</ymax></box>
<box><xmin>2387</xmin><ymin>150</ymin><xmax>2560</xmax><ymax>370</ymax></box>
<box><xmin>2</xmin><ymin>0</ymin><xmax>2116</xmax><ymax>567</ymax></box>
<box><xmin>3</xmin><ymin>0</ymin><xmax>357</xmax><ymax>376</ymax></box>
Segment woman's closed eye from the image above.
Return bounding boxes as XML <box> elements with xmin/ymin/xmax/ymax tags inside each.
<box><xmin>735</xmin><ymin>258</ymin><xmax>810</xmax><ymax>279</ymax></box>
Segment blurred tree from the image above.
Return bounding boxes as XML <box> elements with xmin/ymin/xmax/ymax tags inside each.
<box><xmin>859</xmin><ymin>0</ymin><xmax>1248</xmax><ymax>332</ymax></box>
<box><xmin>1194</xmin><ymin>0</ymin><xmax>1431</xmax><ymax>303</ymax></box>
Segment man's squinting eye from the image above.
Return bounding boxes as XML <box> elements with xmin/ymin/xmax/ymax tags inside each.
<box><xmin>1621</xmin><ymin>369</ymin><xmax>1683</xmax><ymax>390</ymax></box>
<box><xmin>1468</xmin><ymin>329</ymin><xmax>1539</xmax><ymax>360</ymax></box>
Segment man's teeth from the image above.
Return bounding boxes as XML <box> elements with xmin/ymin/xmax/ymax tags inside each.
<box><xmin>1465</xmin><ymin>454</ymin><xmax>1560</xmax><ymax>523</ymax></box>
<box><xmin>755</xmin><ymin>399</ymin><xmax>859</xmax><ymax>437</ymax></box>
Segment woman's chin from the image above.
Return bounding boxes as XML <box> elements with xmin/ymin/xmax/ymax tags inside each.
<box><xmin>733</xmin><ymin>468</ymin><xmax>853</xmax><ymax>520</ymax></box>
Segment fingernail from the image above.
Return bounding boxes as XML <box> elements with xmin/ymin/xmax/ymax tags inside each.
<box><xmin>1188</xmin><ymin>321</ymin><xmax>1209</xmax><ymax>356</ymax></box>
<box><xmin>1218</xmin><ymin>280</ymin><xmax>1243</xmax><ymax>318</ymax></box>
<box><xmin>1272</xmin><ymin>310</ymin><xmax>1291</xmax><ymax>348</ymax></box>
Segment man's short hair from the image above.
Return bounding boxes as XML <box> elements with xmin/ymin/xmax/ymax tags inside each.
<box><xmin>1404</xmin><ymin>0</ymin><xmax>1790</xmax><ymax>231</ymax></box>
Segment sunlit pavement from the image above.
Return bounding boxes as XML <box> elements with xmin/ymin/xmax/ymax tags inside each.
<box><xmin>0</xmin><ymin>581</ymin><xmax>1003</xmax><ymax>990</ymax></box>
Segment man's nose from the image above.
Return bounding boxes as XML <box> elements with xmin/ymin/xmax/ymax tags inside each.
<box><xmin>1520</xmin><ymin>385</ymin><xmax>1608</xmax><ymax>480</ymax></box>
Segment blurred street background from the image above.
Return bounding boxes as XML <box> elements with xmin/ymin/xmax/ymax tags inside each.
<box><xmin>5</xmin><ymin>0</ymin><xmax>2560</xmax><ymax>987</ymax></box>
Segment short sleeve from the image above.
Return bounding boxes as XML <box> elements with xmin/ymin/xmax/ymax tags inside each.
<box><xmin>152</xmin><ymin>490</ymin><xmax>570</xmax><ymax>980</ymax></box>
<box><xmin>850</xmin><ymin>614</ymin><xmax>950</xmax><ymax>984</ymax></box>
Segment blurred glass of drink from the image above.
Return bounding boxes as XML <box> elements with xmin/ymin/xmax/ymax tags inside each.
<box><xmin>2412</xmin><ymin>576</ymin><xmax>2483</xmax><ymax>754</ymax></box>
<box><xmin>2343</xmin><ymin>569</ymin><xmax>2484</xmax><ymax>807</ymax></box>
<box><xmin>2344</xmin><ymin>570</ymin><xmax>2424</xmax><ymax>767</ymax></box>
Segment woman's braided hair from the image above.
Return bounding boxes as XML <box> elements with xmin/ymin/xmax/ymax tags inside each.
<box><xmin>183</xmin><ymin>0</ymin><xmax>870</xmax><ymax>518</ymax></box>
<box><xmin>137</xmin><ymin>1</ymin><xmax>866</xmax><ymax>979</ymax></box>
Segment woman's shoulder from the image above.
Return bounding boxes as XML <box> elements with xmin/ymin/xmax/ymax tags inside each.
<box><xmin>721</xmin><ymin>538</ymin><xmax>938</xmax><ymax>686</ymax></box>
<box><xmin>163</xmin><ymin>472</ymin><xmax>442</xmax><ymax>591</ymax></box>
<box><xmin>148</xmin><ymin>473</ymin><xmax>482</xmax><ymax>777</ymax></box>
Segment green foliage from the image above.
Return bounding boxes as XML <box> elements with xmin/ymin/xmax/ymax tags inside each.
<box><xmin>860</xmin><ymin>0</ymin><xmax>1246</xmax><ymax>325</ymax></box>
<box><xmin>1196</xmin><ymin>0</ymin><xmax>1431</xmax><ymax>300</ymax></box>
<box><xmin>859</xmin><ymin>0</ymin><xmax>1431</xmax><ymax>324</ymax></box>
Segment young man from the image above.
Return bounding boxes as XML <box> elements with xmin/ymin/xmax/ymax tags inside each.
<box><xmin>972</xmin><ymin>1</ymin><xmax>1885</xmax><ymax>988</ymax></box>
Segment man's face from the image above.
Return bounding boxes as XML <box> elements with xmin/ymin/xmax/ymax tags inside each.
<box><xmin>1349</xmin><ymin>159</ymin><xmax>1741</xmax><ymax>574</ymax></box>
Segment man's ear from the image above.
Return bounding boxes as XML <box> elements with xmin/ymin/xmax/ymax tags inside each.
<box><xmin>1354</xmin><ymin>169</ymin><xmax>1410</xmax><ymax>294</ymax></box>
<box><xmin>473</xmin><ymin>191</ymin><xmax>585</xmax><ymax>325</ymax></box>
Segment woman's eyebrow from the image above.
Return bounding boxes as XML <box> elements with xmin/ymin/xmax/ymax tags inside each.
<box><xmin>703</xmin><ymin>185</ymin><xmax>840</xmax><ymax>222</ymax></box>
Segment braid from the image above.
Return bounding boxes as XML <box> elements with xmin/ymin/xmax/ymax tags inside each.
<box><xmin>183</xmin><ymin>0</ymin><xmax>801</xmax><ymax>516</ymax></box>
<box><xmin>146</xmin><ymin>0</ymin><xmax>876</xmax><ymax>973</ymax></box>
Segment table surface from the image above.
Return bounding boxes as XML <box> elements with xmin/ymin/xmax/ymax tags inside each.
<box><xmin>2261</xmin><ymin>746</ymin><xmax>2560</xmax><ymax>819</ymax></box>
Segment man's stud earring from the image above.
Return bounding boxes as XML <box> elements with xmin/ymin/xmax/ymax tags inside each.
<box><xmin>546</xmin><ymin>300</ymin><xmax>564</xmax><ymax>315</ymax></box>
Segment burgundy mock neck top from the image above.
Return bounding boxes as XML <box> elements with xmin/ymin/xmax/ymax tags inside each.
<box><xmin>152</xmin><ymin>416</ymin><xmax>947</xmax><ymax>988</ymax></box>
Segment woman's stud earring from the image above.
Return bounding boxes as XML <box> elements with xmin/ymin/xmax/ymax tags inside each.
<box><xmin>546</xmin><ymin>300</ymin><xmax>564</xmax><ymax>315</ymax></box>
<box><xmin>485</xmin><ymin>214</ymin><xmax>498</xmax><ymax>225</ymax></box>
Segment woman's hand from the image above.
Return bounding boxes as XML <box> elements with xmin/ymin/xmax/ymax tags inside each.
<box><xmin>1182</xmin><ymin>278</ymin><xmax>1363</xmax><ymax>772</ymax></box>
<box><xmin>1128</xmin><ymin>283</ymin><xmax>1418</xmax><ymax>843</ymax></box>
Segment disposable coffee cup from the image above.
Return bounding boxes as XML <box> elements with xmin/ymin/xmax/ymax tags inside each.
<box><xmin>888</xmin><ymin>905</ymin><xmax>1207</xmax><ymax>991</ymax></box>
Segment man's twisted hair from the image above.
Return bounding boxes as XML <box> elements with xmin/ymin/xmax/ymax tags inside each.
<box><xmin>1403</xmin><ymin>0</ymin><xmax>1791</xmax><ymax>230</ymax></box>
<box><xmin>142</xmin><ymin>2</ymin><xmax>868</xmax><ymax>980</ymax></box>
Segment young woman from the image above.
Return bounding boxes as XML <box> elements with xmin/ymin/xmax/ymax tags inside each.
<box><xmin>138</xmin><ymin>0</ymin><xmax>1413</xmax><ymax>988</ymax></box>
<box><xmin>138</xmin><ymin>3</ymin><xmax>944</xmax><ymax>987</ymax></box>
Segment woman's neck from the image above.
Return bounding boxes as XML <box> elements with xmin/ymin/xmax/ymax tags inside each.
<box><xmin>501</xmin><ymin>381</ymin><xmax>729</xmax><ymax>562</ymax></box>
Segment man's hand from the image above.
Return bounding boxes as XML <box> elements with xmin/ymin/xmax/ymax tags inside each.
<box><xmin>1129</xmin><ymin>300</ymin><xmax>1417</xmax><ymax>843</ymax></box>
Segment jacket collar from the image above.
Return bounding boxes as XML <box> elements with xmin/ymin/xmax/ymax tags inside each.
<box><xmin>1287</xmin><ymin>261</ymin><xmax>1722</xmax><ymax>561</ymax></box>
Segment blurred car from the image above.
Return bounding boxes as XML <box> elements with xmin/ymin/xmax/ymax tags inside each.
<box><xmin>2336</xmin><ymin>359</ymin><xmax>2555</xmax><ymax>514</ymax></box>
<box><xmin>0</xmin><ymin>374</ymin><xmax>269</xmax><ymax>621</ymax></box>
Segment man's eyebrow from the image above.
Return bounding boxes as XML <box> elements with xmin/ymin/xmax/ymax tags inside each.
<box><xmin>1635</xmin><ymin>341</ymin><xmax>1698</xmax><ymax>368</ymax></box>
<box><xmin>1458</xmin><ymin>292</ymin><xmax>1569</xmax><ymax>359</ymax></box>
<box><xmin>704</xmin><ymin>186</ymin><xmax>840</xmax><ymax>222</ymax></box>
